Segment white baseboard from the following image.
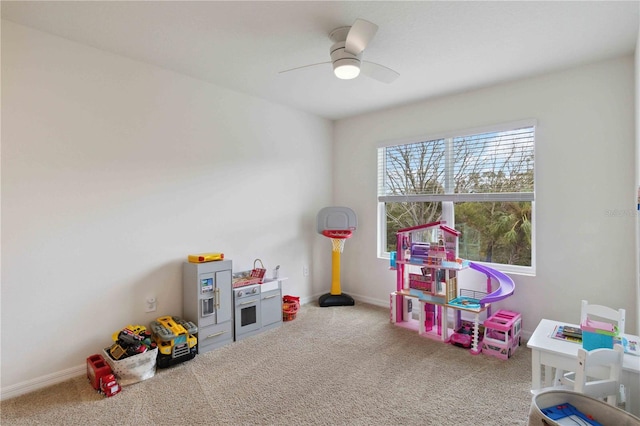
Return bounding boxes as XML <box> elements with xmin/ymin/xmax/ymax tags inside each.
<box><xmin>1</xmin><ymin>364</ymin><xmax>85</xmax><ymax>401</ymax></box>
<box><xmin>350</xmin><ymin>293</ymin><xmax>388</xmax><ymax>308</ymax></box>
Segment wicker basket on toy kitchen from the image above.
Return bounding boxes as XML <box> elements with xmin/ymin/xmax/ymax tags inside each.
<box><xmin>232</xmin><ymin>259</ymin><xmax>267</xmax><ymax>288</ymax></box>
<box><xmin>282</xmin><ymin>295</ymin><xmax>300</xmax><ymax>321</ymax></box>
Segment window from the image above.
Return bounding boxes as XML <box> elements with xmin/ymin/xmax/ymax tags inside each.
<box><xmin>377</xmin><ymin>121</ymin><xmax>535</xmax><ymax>273</ymax></box>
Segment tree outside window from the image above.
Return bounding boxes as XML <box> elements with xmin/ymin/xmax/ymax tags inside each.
<box><xmin>378</xmin><ymin>123</ymin><xmax>535</xmax><ymax>270</ymax></box>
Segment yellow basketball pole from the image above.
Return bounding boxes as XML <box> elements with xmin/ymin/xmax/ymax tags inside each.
<box><xmin>330</xmin><ymin>247</ymin><xmax>341</xmax><ymax>295</ymax></box>
<box><xmin>318</xmin><ymin>234</ymin><xmax>354</xmax><ymax>307</ymax></box>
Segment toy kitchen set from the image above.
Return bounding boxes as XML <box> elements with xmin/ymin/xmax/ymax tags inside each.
<box><xmin>183</xmin><ymin>256</ymin><xmax>285</xmax><ymax>354</ymax></box>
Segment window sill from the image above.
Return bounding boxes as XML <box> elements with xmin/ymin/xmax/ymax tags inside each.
<box><xmin>378</xmin><ymin>254</ymin><xmax>535</xmax><ymax>277</ymax></box>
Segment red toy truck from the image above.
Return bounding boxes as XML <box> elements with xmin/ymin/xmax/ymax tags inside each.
<box><xmin>99</xmin><ymin>374</ymin><xmax>121</xmax><ymax>397</ymax></box>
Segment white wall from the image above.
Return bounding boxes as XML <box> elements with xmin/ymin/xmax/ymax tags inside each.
<box><xmin>636</xmin><ymin>6</ymin><xmax>640</xmax><ymax>336</ymax></box>
<box><xmin>334</xmin><ymin>56</ymin><xmax>637</xmax><ymax>337</ymax></box>
<box><xmin>1</xmin><ymin>21</ymin><xmax>333</xmax><ymax>395</ymax></box>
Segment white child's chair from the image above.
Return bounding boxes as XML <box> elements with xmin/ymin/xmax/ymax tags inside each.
<box><xmin>559</xmin><ymin>344</ymin><xmax>625</xmax><ymax>406</ymax></box>
<box><xmin>580</xmin><ymin>299</ymin><xmax>626</xmax><ymax>335</ymax></box>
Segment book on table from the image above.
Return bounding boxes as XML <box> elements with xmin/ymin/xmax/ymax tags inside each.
<box><xmin>615</xmin><ymin>336</ymin><xmax>640</xmax><ymax>356</ymax></box>
<box><xmin>550</xmin><ymin>325</ymin><xmax>582</xmax><ymax>343</ymax></box>
<box><xmin>561</xmin><ymin>325</ymin><xmax>582</xmax><ymax>339</ymax></box>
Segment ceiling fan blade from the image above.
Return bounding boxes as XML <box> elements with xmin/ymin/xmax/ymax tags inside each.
<box><xmin>279</xmin><ymin>61</ymin><xmax>331</xmax><ymax>74</ymax></box>
<box><xmin>345</xmin><ymin>19</ymin><xmax>378</xmax><ymax>55</ymax></box>
<box><xmin>361</xmin><ymin>61</ymin><xmax>400</xmax><ymax>84</ymax></box>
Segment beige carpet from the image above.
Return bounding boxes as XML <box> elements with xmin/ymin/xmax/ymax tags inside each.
<box><xmin>1</xmin><ymin>303</ymin><xmax>533</xmax><ymax>425</ymax></box>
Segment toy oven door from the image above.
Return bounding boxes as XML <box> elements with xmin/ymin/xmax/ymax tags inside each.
<box><xmin>234</xmin><ymin>292</ymin><xmax>261</xmax><ymax>338</ymax></box>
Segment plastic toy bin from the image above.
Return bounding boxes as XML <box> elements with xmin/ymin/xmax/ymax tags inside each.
<box><xmin>580</xmin><ymin>319</ymin><xmax>616</xmax><ymax>351</ymax></box>
<box><xmin>103</xmin><ymin>347</ymin><xmax>157</xmax><ymax>386</ymax></box>
<box><xmin>582</xmin><ymin>331</ymin><xmax>614</xmax><ymax>350</ymax></box>
<box><xmin>528</xmin><ymin>390</ymin><xmax>640</xmax><ymax>426</ymax></box>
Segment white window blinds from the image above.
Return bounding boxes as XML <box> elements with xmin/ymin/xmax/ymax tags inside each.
<box><xmin>378</xmin><ymin>124</ymin><xmax>535</xmax><ymax>203</ymax></box>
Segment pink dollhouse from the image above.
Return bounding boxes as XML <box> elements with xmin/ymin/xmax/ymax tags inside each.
<box><xmin>389</xmin><ymin>221</ymin><xmax>517</xmax><ymax>356</ymax></box>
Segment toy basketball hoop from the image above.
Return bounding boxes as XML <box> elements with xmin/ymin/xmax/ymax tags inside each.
<box><xmin>321</xmin><ymin>229</ymin><xmax>353</xmax><ymax>253</ymax></box>
<box><xmin>317</xmin><ymin>207</ymin><xmax>357</xmax><ymax>307</ymax></box>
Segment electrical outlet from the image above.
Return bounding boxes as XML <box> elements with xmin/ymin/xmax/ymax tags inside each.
<box><xmin>145</xmin><ymin>297</ymin><xmax>157</xmax><ymax>313</ymax></box>
<box><xmin>303</xmin><ymin>266</ymin><xmax>309</xmax><ymax>277</ymax></box>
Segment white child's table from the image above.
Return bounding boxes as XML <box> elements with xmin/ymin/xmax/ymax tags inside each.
<box><xmin>527</xmin><ymin>318</ymin><xmax>640</xmax><ymax>416</ymax></box>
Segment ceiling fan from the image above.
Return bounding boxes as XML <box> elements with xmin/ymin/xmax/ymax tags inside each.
<box><xmin>279</xmin><ymin>19</ymin><xmax>399</xmax><ymax>84</ymax></box>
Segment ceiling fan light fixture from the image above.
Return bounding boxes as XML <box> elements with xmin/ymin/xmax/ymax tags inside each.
<box><xmin>279</xmin><ymin>19</ymin><xmax>399</xmax><ymax>83</ymax></box>
<box><xmin>333</xmin><ymin>58</ymin><xmax>360</xmax><ymax>79</ymax></box>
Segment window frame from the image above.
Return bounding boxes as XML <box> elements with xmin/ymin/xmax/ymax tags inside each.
<box><xmin>377</xmin><ymin>120</ymin><xmax>537</xmax><ymax>276</ymax></box>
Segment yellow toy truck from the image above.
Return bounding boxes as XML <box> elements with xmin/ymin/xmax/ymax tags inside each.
<box><xmin>150</xmin><ymin>316</ymin><xmax>198</xmax><ymax>368</ymax></box>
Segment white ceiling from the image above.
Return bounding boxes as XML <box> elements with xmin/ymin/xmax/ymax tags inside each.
<box><xmin>2</xmin><ymin>1</ymin><xmax>639</xmax><ymax>120</ymax></box>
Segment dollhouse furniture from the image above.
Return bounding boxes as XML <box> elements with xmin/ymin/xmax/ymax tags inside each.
<box><xmin>527</xmin><ymin>318</ymin><xmax>640</xmax><ymax>416</ymax></box>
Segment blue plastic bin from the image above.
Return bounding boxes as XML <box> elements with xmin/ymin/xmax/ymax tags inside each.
<box><xmin>582</xmin><ymin>330</ymin><xmax>614</xmax><ymax>350</ymax></box>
